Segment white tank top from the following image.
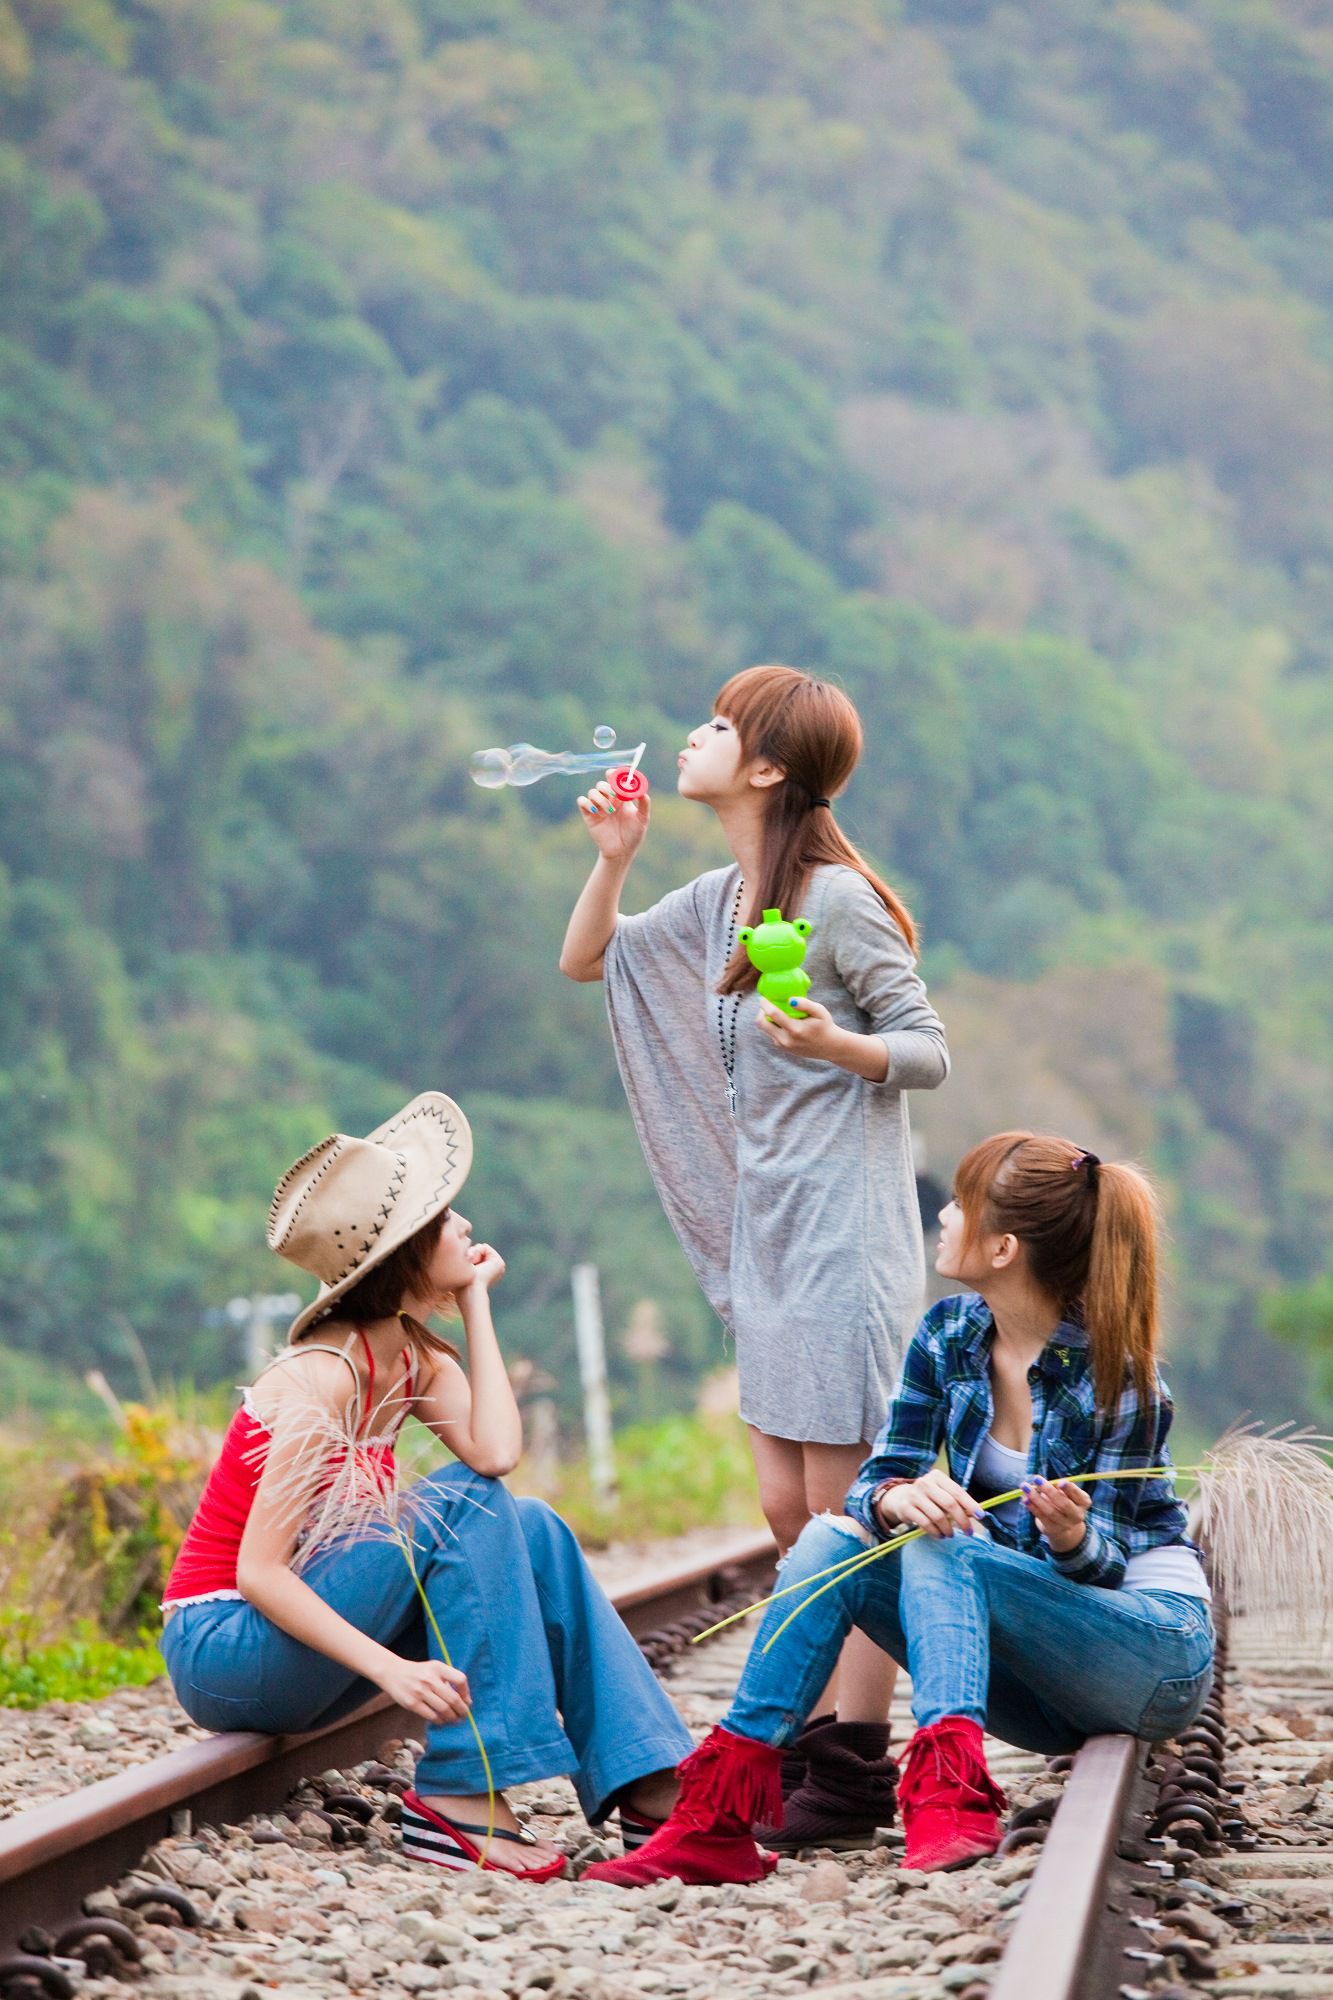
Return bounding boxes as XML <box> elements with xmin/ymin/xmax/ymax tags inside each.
<box><xmin>970</xmin><ymin>1432</ymin><xmax>1026</xmax><ymax>1529</ymax></box>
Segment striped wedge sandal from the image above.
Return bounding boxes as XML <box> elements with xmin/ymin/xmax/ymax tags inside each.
<box><xmin>400</xmin><ymin>1790</ymin><xmax>568</xmax><ymax>1880</ymax></box>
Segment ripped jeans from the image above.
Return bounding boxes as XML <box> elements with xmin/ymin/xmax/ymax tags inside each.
<box><xmin>723</xmin><ymin>1515</ymin><xmax>1215</xmax><ymax>1755</ymax></box>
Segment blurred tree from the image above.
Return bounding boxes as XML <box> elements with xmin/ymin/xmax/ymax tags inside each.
<box><xmin>691</xmin><ymin>501</ymin><xmax>839</xmax><ymax>663</ymax></box>
<box><xmin>0</xmin><ymin>0</ymin><xmax>1323</xmax><ymax>1433</ymax></box>
<box><xmin>1108</xmin><ymin>295</ymin><xmax>1333</xmax><ymax>553</ymax></box>
<box><xmin>1264</xmin><ymin>1276</ymin><xmax>1333</xmax><ymax>1420</ymax></box>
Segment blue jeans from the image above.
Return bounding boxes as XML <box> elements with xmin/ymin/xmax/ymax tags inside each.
<box><xmin>160</xmin><ymin>1467</ymin><xmax>692</xmax><ymax>1820</ymax></box>
<box><xmin>724</xmin><ymin>1516</ymin><xmax>1215</xmax><ymax>1755</ymax></box>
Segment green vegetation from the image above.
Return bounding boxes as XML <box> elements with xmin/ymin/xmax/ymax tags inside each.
<box><xmin>1264</xmin><ymin>1276</ymin><xmax>1333</xmax><ymax>1417</ymax></box>
<box><xmin>0</xmin><ymin>1395</ymin><xmax>761</xmax><ymax>1703</ymax></box>
<box><xmin>0</xmin><ymin>1398</ymin><xmax>209</xmax><ymax>1690</ymax></box>
<box><xmin>522</xmin><ymin>1411</ymin><xmax>765</xmax><ymax>1547</ymax></box>
<box><xmin>0</xmin><ymin>0</ymin><xmax>1328</xmax><ymax>1437</ymax></box>
<box><xmin>0</xmin><ymin>1633</ymin><xmax>164</xmax><ymax>1710</ymax></box>
<box><xmin>0</xmin><ymin>1344</ymin><xmax>111</xmax><ymax>1436</ymax></box>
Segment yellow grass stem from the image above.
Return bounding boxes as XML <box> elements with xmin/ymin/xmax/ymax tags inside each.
<box><xmin>690</xmin><ymin>1465</ymin><xmax>1187</xmax><ymax>1650</ymax></box>
<box><xmin>396</xmin><ymin>1527</ymin><xmax>497</xmax><ymax>1862</ymax></box>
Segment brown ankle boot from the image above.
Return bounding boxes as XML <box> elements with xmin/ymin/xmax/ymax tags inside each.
<box><xmin>757</xmin><ymin>1719</ymin><xmax>896</xmax><ymax>1852</ymax></box>
<box><xmin>779</xmin><ymin>1712</ymin><xmax>836</xmax><ymax>1800</ymax></box>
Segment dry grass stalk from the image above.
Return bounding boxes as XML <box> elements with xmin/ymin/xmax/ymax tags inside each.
<box><xmin>1195</xmin><ymin>1425</ymin><xmax>1333</xmax><ymax>1631</ymax></box>
<box><xmin>692</xmin><ymin>1429</ymin><xmax>1333</xmax><ymax>1651</ymax></box>
<box><xmin>242</xmin><ymin>1370</ymin><xmax>497</xmax><ymax>1848</ymax></box>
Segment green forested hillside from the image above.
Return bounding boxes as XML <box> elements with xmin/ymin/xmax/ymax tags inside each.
<box><xmin>0</xmin><ymin>0</ymin><xmax>1329</xmax><ymax>1429</ymax></box>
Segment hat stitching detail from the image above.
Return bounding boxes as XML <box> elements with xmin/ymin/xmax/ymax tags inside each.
<box><xmin>320</xmin><ymin>1153</ymin><xmax>411</xmax><ymax>1288</ymax></box>
<box><xmin>331</xmin><ymin>1137</ymin><xmax>457</xmax><ymax>1261</ymax></box>
<box><xmin>268</xmin><ymin>1136</ymin><xmax>346</xmax><ymax>1251</ymax></box>
<box><xmin>277</xmin><ymin>1099</ymin><xmax>469</xmax><ymax>1339</ymax></box>
<box><xmin>400</xmin><ymin>1132</ymin><xmax>462</xmax><ymax>1231</ymax></box>
<box><xmin>378</xmin><ymin>1100</ymin><xmax>454</xmax><ymax>1141</ymax></box>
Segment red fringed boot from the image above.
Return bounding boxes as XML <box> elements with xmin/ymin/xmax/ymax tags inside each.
<box><xmin>582</xmin><ymin>1727</ymin><xmax>783</xmax><ymax>1886</ymax></box>
<box><xmin>898</xmin><ymin>1717</ymin><xmax>1006</xmax><ymax>1872</ymax></box>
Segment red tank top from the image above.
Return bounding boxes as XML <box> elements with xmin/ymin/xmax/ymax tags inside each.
<box><xmin>163</xmin><ymin>1330</ymin><xmax>415</xmax><ymax>1605</ymax></box>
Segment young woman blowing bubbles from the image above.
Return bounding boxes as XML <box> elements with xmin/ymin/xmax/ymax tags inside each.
<box><xmin>585</xmin><ymin>1131</ymin><xmax>1214</xmax><ymax>1886</ymax></box>
<box><xmin>560</xmin><ymin>665</ymin><xmax>949</xmax><ymax>1848</ymax></box>
<box><xmin>160</xmin><ymin>1093</ymin><xmax>691</xmax><ymax>1880</ymax></box>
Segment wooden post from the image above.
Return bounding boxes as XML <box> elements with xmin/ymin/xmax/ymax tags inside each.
<box><xmin>571</xmin><ymin>1263</ymin><xmax>617</xmax><ymax>1506</ymax></box>
<box><xmin>228</xmin><ymin>1293</ymin><xmax>301</xmax><ymax>1376</ymax></box>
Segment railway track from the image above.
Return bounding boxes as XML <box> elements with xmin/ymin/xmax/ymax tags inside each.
<box><xmin>988</xmin><ymin>1597</ymin><xmax>1333</xmax><ymax>2000</ymax></box>
<box><xmin>0</xmin><ymin>1530</ymin><xmax>778</xmax><ymax>1954</ymax></box>
<box><xmin>0</xmin><ymin>1532</ymin><xmax>1327</xmax><ymax>2000</ymax></box>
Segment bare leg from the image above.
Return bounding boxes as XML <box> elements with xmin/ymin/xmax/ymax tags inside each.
<box><xmin>803</xmin><ymin>1441</ymin><xmax>897</xmax><ymax>1726</ymax></box>
<box><xmin>746</xmin><ymin>1426</ymin><xmax>813</xmax><ymax>1554</ymax></box>
<box><xmin>746</xmin><ymin>1429</ymin><xmax>897</xmax><ymax>1725</ymax></box>
<box><xmin>623</xmin><ymin>1769</ymin><xmax>680</xmax><ymax>1820</ymax></box>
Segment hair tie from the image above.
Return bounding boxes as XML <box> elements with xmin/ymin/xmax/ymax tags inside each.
<box><xmin>810</xmin><ymin>796</ymin><xmax>831</xmax><ymax>810</ymax></box>
<box><xmin>1071</xmin><ymin>1150</ymin><xmax>1101</xmax><ymax>1187</ymax></box>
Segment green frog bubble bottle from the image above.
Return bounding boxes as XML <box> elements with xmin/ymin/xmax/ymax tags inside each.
<box><xmin>739</xmin><ymin>908</ymin><xmax>813</xmax><ymax>1015</ymax></box>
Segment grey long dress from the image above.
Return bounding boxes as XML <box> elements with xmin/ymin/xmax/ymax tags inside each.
<box><xmin>604</xmin><ymin>863</ymin><xmax>949</xmax><ymax>1444</ymax></box>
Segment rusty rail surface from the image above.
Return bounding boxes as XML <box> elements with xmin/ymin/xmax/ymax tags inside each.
<box><xmin>988</xmin><ymin>1502</ymin><xmax>1223</xmax><ymax>2000</ymax></box>
<box><xmin>0</xmin><ymin>1527</ymin><xmax>777</xmax><ymax>1950</ymax></box>
<box><xmin>988</xmin><ymin>1733</ymin><xmax>1142</xmax><ymax>2000</ymax></box>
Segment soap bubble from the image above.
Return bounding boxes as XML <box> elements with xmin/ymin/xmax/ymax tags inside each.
<box><xmin>504</xmin><ymin>743</ymin><xmax>551</xmax><ymax>786</ymax></box>
<box><xmin>470</xmin><ymin>747</ymin><xmax>514</xmax><ymax>789</ymax></box>
<box><xmin>469</xmin><ymin>734</ymin><xmax>647</xmax><ymax>789</ymax></box>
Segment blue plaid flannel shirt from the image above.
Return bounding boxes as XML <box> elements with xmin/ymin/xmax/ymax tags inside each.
<box><xmin>845</xmin><ymin>1292</ymin><xmax>1195</xmax><ymax>1587</ymax></box>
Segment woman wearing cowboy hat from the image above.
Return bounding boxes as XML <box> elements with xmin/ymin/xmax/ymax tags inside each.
<box><xmin>160</xmin><ymin>1092</ymin><xmax>692</xmax><ymax>1879</ymax></box>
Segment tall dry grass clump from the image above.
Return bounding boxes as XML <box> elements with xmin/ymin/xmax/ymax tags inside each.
<box><xmin>1195</xmin><ymin>1425</ymin><xmax>1333</xmax><ymax>1630</ymax></box>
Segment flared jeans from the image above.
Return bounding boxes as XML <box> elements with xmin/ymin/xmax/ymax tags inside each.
<box><xmin>160</xmin><ymin>1467</ymin><xmax>692</xmax><ymax>1819</ymax></box>
<box><xmin>723</xmin><ymin>1514</ymin><xmax>1215</xmax><ymax>1755</ymax></box>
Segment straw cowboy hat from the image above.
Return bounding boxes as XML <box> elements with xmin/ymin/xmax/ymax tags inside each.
<box><xmin>267</xmin><ymin>1092</ymin><xmax>473</xmax><ymax>1342</ymax></box>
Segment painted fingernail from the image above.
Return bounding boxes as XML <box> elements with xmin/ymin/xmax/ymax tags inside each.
<box><xmin>1033</xmin><ymin>1476</ymin><xmax>1046</xmax><ymax>1487</ymax></box>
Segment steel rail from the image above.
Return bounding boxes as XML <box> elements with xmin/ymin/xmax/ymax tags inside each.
<box><xmin>987</xmin><ymin>1733</ymin><xmax>1142</xmax><ymax>2000</ymax></box>
<box><xmin>987</xmin><ymin>1501</ymin><xmax>1212</xmax><ymax>2000</ymax></box>
<box><xmin>0</xmin><ymin>1526</ymin><xmax>776</xmax><ymax>1950</ymax></box>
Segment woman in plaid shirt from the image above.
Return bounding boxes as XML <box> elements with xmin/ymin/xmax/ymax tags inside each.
<box><xmin>589</xmin><ymin>1130</ymin><xmax>1215</xmax><ymax>1885</ymax></box>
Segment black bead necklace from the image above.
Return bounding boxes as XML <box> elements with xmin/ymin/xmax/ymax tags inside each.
<box><xmin>717</xmin><ymin>877</ymin><xmax>744</xmax><ymax>1117</ymax></box>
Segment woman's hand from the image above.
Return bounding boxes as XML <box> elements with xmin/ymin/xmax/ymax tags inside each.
<box><xmin>755</xmin><ymin>995</ymin><xmax>841</xmax><ymax>1061</ymax></box>
<box><xmin>1022</xmin><ymin>1476</ymin><xmax>1091</xmax><ymax>1554</ymax></box>
<box><xmin>755</xmin><ymin>1000</ymin><xmax>890</xmax><ymax>1081</ymax></box>
<box><xmin>377</xmin><ymin>1654</ymin><xmax>472</xmax><ymax>1724</ymax></box>
<box><xmin>875</xmin><ymin>1468</ymin><xmax>984</xmax><ymax>1539</ymax></box>
<box><xmin>576</xmin><ymin>778</ymin><xmax>650</xmax><ymax>864</ymax></box>
<box><xmin>459</xmin><ymin>1243</ymin><xmax>506</xmax><ymax>1297</ymax></box>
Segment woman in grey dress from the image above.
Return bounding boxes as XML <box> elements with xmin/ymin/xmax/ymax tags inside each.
<box><xmin>560</xmin><ymin>665</ymin><xmax>949</xmax><ymax>1846</ymax></box>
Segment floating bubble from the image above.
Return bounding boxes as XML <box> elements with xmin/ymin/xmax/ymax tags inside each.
<box><xmin>592</xmin><ymin>724</ymin><xmax>617</xmax><ymax>750</ymax></box>
<box><xmin>470</xmin><ymin>747</ymin><xmax>514</xmax><ymax>789</ymax></box>
<box><xmin>470</xmin><ymin>735</ymin><xmax>648</xmax><ymax>790</ymax></box>
<box><xmin>502</xmin><ymin>742</ymin><xmax>551</xmax><ymax>786</ymax></box>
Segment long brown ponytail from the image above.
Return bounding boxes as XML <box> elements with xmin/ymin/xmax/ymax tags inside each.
<box><xmin>715</xmin><ymin>663</ymin><xmax>917</xmax><ymax>994</ymax></box>
<box><xmin>954</xmin><ymin>1132</ymin><xmax>1162</xmax><ymax>1413</ymax></box>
